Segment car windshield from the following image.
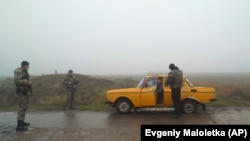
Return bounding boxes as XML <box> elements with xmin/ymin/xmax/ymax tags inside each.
<box><xmin>136</xmin><ymin>77</ymin><xmax>146</xmax><ymax>88</ymax></box>
<box><xmin>186</xmin><ymin>77</ymin><xmax>194</xmax><ymax>87</ymax></box>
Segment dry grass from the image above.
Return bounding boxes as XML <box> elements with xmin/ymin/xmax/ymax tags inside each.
<box><xmin>1</xmin><ymin>73</ymin><xmax>250</xmax><ymax>110</ymax></box>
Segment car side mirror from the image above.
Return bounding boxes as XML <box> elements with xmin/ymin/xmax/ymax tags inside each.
<box><xmin>142</xmin><ymin>84</ymin><xmax>147</xmax><ymax>88</ymax></box>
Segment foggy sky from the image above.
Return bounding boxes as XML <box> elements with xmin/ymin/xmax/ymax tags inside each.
<box><xmin>1</xmin><ymin>0</ymin><xmax>250</xmax><ymax>77</ymax></box>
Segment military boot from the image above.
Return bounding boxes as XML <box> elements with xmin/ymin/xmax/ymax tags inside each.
<box><xmin>20</xmin><ymin>120</ymin><xmax>30</xmax><ymax>126</ymax></box>
<box><xmin>16</xmin><ymin>121</ymin><xmax>28</xmax><ymax>131</ymax></box>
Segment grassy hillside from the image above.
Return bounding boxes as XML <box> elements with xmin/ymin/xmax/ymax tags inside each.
<box><xmin>0</xmin><ymin>74</ymin><xmax>138</xmax><ymax>110</ymax></box>
<box><xmin>1</xmin><ymin>73</ymin><xmax>250</xmax><ymax>110</ymax></box>
<box><xmin>186</xmin><ymin>73</ymin><xmax>250</xmax><ymax>106</ymax></box>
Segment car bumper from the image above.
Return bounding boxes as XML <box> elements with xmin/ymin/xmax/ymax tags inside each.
<box><xmin>105</xmin><ymin>100</ymin><xmax>113</xmax><ymax>106</ymax></box>
<box><xmin>210</xmin><ymin>98</ymin><xmax>217</xmax><ymax>102</ymax></box>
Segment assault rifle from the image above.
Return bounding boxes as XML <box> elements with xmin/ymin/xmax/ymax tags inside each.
<box><xmin>27</xmin><ymin>83</ymin><xmax>32</xmax><ymax>96</ymax></box>
<box><xmin>71</xmin><ymin>78</ymin><xmax>79</xmax><ymax>90</ymax></box>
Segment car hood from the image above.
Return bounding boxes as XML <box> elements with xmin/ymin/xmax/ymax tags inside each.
<box><xmin>106</xmin><ymin>88</ymin><xmax>141</xmax><ymax>94</ymax></box>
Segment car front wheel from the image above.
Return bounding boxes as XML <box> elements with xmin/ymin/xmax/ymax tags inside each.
<box><xmin>116</xmin><ymin>99</ymin><xmax>133</xmax><ymax>114</ymax></box>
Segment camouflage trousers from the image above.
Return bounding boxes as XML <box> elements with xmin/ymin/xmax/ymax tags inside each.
<box><xmin>17</xmin><ymin>93</ymin><xmax>29</xmax><ymax>121</ymax></box>
<box><xmin>63</xmin><ymin>91</ymin><xmax>75</xmax><ymax>109</ymax></box>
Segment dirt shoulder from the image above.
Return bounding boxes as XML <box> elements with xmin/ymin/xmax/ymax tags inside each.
<box><xmin>207</xmin><ymin>106</ymin><xmax>250</xmax><ymax>124</ymax></box>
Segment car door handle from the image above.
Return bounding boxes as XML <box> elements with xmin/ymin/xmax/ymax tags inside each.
<box><xmin>191</xmin><ymin>89</ymin><xmax>197</xmax><ymax>92</ymax></box>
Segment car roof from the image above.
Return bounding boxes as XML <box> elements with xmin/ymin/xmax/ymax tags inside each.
<box><xmin>147</xmin><ymin>71</ymin><xmax>168</xmax><ymax>76</ymax></box>
<box><xmin>146</xmin><ymin>72</ymin><xmax>168</xmax><ymax>78</ymax></box>
<box><xmin>145</xmin><ymin>72</ymin><xmax>186</xmax><ymax>79</ymax></box>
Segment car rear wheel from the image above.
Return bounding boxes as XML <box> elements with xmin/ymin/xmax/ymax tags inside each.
<box><xmin>116</xmin><ymin>99</ymin><xmax>133</xmax><ymax>114</ymax></box>
<box><xmin>181</xmin><ymin>99</ymin><xmax>197</xmax><ymax>114</ymax></box>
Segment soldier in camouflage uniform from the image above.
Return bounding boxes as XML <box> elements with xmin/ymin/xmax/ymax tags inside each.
<box><xmin>166</xmin><ymin>63</ymin><xmax>183</xmax><ymax>118</ymax></box>
<box><xmin>62</xmin><ymin>70</ymin><xmax>79</xmax><ymax>110</ymax></box>
<box><xmin>14</xmin><ymin>61</ymin><xmax>32</xmax><ymax>131</ymax></box>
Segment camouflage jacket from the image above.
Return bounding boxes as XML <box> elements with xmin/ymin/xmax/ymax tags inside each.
<box><xmin>63</xmin><ymin>75</ymin><xmax>79</xmax><ymax>91</ymax></box>
<box><xmin>14</xmin><ymin>67</ymin><xmax>30</xmax><ymax>90</ymax></box>
<box><xmin>166</xmin><ymin>69</ymin><xmax>183</xmax><ymax>89</ymax></box>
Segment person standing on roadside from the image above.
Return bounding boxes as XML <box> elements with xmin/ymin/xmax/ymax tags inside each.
<box><xmin>14</xmin><ymin>61</ymin><xmax>32</xmax><ymax>131</ymax></box>
<box><xmin>62</xmin><ymin>69</ymin><xmax>79</xmax><ymax>110</ymax></box>
<box><xmin>165</xmin><ymin>63</ymin><xmax>183</xmax><ymax>118</ymax></box>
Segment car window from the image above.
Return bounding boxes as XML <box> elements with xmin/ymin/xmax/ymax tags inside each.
<box><xmin>136</xmin><ymin>77</ymin><xmax>146</xmax><ymax>88</ymax></box>
<box><xmin>186</xmin><ymin>77</ymin><xmax>194</xmax><ymax>87</ymax></box>
<box><xmin>146</xmin><ymin>77</ymin><xmax>157</xmax><ymax>87</ymax></box>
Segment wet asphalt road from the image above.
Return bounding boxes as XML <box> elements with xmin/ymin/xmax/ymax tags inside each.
<box><xmin>6</xmin><ymin>107</ymin><xmax>250</xmax><ymax>141</ymax></box>
<box><xmin>1</xmin><ymin>108</ymin><xmax>215</xmax><ymax>127</ymax></box>
<box><xmin>0</xmin><ymin>107</ymin><xmax>250</xmax><ymax>141</ymax></box>
<box><xmin>3</xmin><ymin>107</ymin><xmax>246</xmax><ymax>141</ymax></box>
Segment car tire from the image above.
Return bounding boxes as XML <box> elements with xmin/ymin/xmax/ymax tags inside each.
<box><xmin>181</xmin><ymin>99</ymin><xmax>197</xmax><ymax>114</ymax></box>
<box><xmin>116</xmin><ymin>99</ymin><xmax>133</xmax><ymax>114</ymax></box>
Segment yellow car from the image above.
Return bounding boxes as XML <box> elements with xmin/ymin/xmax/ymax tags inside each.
<box><xmin>105</xmin><ymin>73</ymin><xmax>217</xmax><ymax>114</ymax></box>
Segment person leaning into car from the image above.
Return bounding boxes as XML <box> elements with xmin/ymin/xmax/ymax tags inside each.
<box><xmin>165</xmin><ymin>63</ymin><xmax>183</xmax><ymax>118</ymax></box>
